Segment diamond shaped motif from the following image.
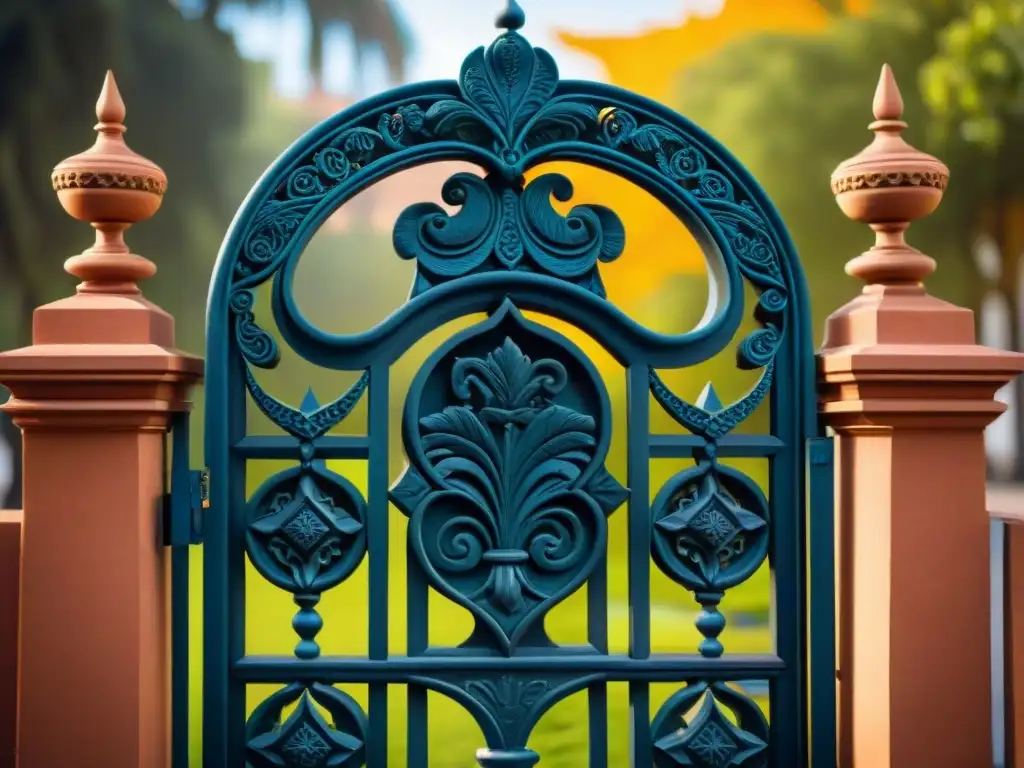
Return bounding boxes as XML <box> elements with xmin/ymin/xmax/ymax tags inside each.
<box><xmin>282</xmin><ymin>505</ymin><xmax>330</xmax><ymax>553</ymax></box>
<box><xmin>653</xmin><ymin>693</ymin><xmax>767</xmax><ymax>767</ymax></box>
<box><xmin>656</xmin><ymin>470</ymin><xmax>766</xmax><ymax>565</ymax></box>
<box><xmin>247</xmin><ymin>691</ymin><xmax>364</xmax><ymax>768</ymax></box>
<box><xmin>247</xmin><ymin>469</ymin><xmax>366</xmax><ymax>594</ymax></box>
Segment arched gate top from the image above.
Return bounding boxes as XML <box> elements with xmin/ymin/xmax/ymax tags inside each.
<box><xmin>207</xmin><ymin>0</ymin><xmax>810</xmax><ymax>384</ymax></box>
<box><xmin>200</xmin><ymin>5</ymin><xmax>825</xmax><ymax>766</ymax></box>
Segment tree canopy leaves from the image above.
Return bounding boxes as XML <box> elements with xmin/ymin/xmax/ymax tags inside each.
<box><xmin>674</xmin><ymin>0</ymin><xmax>990</xmax><ymax>331</ymax></box>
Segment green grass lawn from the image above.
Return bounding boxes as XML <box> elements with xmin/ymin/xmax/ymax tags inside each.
<box><xmin>186</xmin><ymin>458</ymin><xmax>773</xmax><ymax>766</ymax></box>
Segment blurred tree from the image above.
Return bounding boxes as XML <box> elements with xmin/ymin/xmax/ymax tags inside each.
<box><xmin>558</xmin><ymin>0</ymin><xmax>874</xmax><ymax>105</ymax></box>
<box><xmin>552</xmin><ymin>0</ymin><xmax>877</xmax><ymax>317</ymax></box>
<box><xmin>920</xmin><ymin>0</ymin><xmax>1024</xmax><ymax>477</ymax></box>
<box><xmin>0</xmin><ymin>0</ymin><xmax>249</xmax><ymax>507</ymax></box>
<box><xmin>201</xmin><ymin>0</ymin><xmax>412</xmax><ymax>88</ymax></box>
<box><xmin>672</xmin><ymin>0</ymin><xmax>997</xmax><ymax>332</ymax></box>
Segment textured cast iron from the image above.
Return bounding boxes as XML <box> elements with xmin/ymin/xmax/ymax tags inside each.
<box><xmin>201</xmin><ymin>2</ymin><xmax>827</xmax><ymax>766</ymax></box>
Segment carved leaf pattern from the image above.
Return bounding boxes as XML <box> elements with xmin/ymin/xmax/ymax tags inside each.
<box><xmin>392</xmin><ymin>334</ymin><xmax>624</xmax><ymax>653</ymax></box>
<box><xmin>465</xmin><ymin>675</ymin><xmax>551</xmax><ymax>746</ymax></box>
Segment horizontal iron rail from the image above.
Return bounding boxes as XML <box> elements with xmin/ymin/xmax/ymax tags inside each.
<box><xmin>235</xmin><ymin>434</ymin><xmax>371</xmax><ymax>459</ymax></box>
<box><xmin>237</xmin><ymin>433</ymin><xmax>784</xmax><ymax>461</ymax></box>
<box><xmin>648</xmin><ymin>433</ymin><xmax>784</xmax><ymax>458</ymax></box>
<box><xmin>233</xmin><ymin>653</ymin><xmax>786</xmax><ymax>683</ymax></box>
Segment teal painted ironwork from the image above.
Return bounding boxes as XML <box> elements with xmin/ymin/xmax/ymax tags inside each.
<box><xmin>164</xmin><ymin>410</ymin><xmax>206</xmax><ymax>768</ymax></box>
<box><xmin>807</xmin><ymin>437</ymin><xmax>837</xmax><ymax>768</ymax></box>
<box><xmin>196</xmin><ymin>0</ymin><xmax>831</xmax><ymax>764</ymax></box>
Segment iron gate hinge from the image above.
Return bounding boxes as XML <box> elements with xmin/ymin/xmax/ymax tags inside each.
<box><xmin>164</xmin><ymin>467</ymin><xmax>208</xmax><ymax>547</ymax></box>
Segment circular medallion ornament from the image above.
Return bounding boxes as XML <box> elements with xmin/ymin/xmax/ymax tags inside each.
<box><xmin>245</xmin><ymin>463</ymin><xmax>367</xmax><ymax>594</ymax></box>
<box><xmin>651</xmin><ymin>462</ymin><xmax>769</xmax><ymax>593</ymax></box>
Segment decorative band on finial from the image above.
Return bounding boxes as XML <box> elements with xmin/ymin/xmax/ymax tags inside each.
<box><xmin>496</xmin><ymin>0</ymin><xmax>526</xmax><ymax>30</ymax></box>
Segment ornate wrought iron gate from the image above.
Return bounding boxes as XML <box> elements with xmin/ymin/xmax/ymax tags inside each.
<box><xmin>181</xmin><ymin>2</ymin><xmax>835</xmax><ymax>765</ymax></box>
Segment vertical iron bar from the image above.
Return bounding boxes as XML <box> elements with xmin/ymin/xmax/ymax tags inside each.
<box><xmin>769</xmin><ymin>341</ymin><xmax>806</xmax><ymax>767</ymax></box>
<box><xmin>626</xmin><ymin>365</ymin><xmax>651</xmax><ymax>767</ymax></box>
<box><xmin>408</xmin><ymin>553</ymin><xmax>428</xmax><ymax>768</ymax></box>
<box><xmin>368</xmin><ymin>364</ymin><xmax>390</xmax><ymax>767</ymax></box>
<box><xmin>205</xmin><ymin>346</ymin><xmax>248</xmax><ymax>765</ymax></box>
<box><xmin>807</xmin><ymin>436</ymin><xmax>836</xmax><ymax>768</ymax></box>
<box><xmin>226</xmin><ymin>352</ymin><xmax>249</xmax><ymax>765</ymax></box>
<box><xmin>588</xmin><ymin>546</ymin><xmax>608</xmax><ymax>768</ymax></box>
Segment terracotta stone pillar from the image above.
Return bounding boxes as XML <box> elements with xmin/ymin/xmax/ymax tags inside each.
<box><xmin>819</xmin><ymin>65</ymin><xmax>1024</xmax><ymax>768</ymax></box>
<box><xmin>0</xmin><ymin>73</ymin><xmax>201</xmax><ymax>768</ymax></box>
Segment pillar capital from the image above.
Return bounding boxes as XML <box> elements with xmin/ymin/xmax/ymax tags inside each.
<box><xmin>0</xmin><ymin>71</ymin><xmax>201</xmax><ymax>431</ymax></box>
<box><xmin>821</xmin><ymin>64</ymin><xmax>1024</xmax><ymax>430</ymax></box>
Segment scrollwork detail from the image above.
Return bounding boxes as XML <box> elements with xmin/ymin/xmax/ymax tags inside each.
<box><xmin>230</xmin><ymin>289</ymin><xmax>280</xmax><ymax>368</ymax></box>
<box><xmin>392</xmin><ymin>171</ymin><xmax>625</xmax><ymax>298</ymax></box>
<box><xmin>225</xmin><ymin>22</ymin><xmax>791</xmax><ymax>450</ymax></box>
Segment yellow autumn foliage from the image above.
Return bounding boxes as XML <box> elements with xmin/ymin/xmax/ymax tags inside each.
<box><xmin>528</xmin><ymin>0</ymin><xmax>873</xmax><ymax>314</ymax></box>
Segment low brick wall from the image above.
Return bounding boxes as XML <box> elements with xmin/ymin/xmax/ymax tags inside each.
<box><xmin>990</xmin><ymin>484</ymin><xmax>1024</xmax><ymax>767</ymax></box>
<box><xmin>0</xmin><ymin>510</ymin><xmax>20</xmax><ymax>768</ymax></box>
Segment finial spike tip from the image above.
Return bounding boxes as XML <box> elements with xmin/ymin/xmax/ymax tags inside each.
<box><xmin>300</xmin><ymin>387</ymin><xmax>321</xmax><ymax>414</ymax></box>
<box><xmin>97</xmin><ymin>70</ymin><xmax>126</xmax><ymax>125</ymax></box>
<box><xmin>872</xmin><ymin>64</ymin><xmax>903</xmax><ymax>122</ymax></box>
<box><xmin>496</xmin><ymin>0</ymin><xmax>526</xmax><ymax>31</ymax></box>
<box><xmin>696</xmin><ymin>382</ymin><xmax>723</xmax><ymax>413</ymax></box>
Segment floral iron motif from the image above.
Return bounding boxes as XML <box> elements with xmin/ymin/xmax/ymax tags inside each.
<box><xmin>391</xmin><ymin>304</ymin><xmax>627</xmax><ymax>654</ymax></box>
<box><xmin>651</xmin><ymin>459</ymin><xmax>769</xmax><ymax>657</ymax></box>
<box><xmin>393</xmin><ymin>172</ymin><xmax>625</xmax><ymax>297</ymax></box>
<box><xmin>651</xmin><ymin>682</ymin><xmax>769</xmax><ymax>768</ymax></box>
<box><xmin>246</xmin><ymin>683</ymin><xmax>367</xmax><ymax>768</ymax></box>
<box><xmin>246</xmin><ymin>464</ymin><xmax>367</xmax><ymax>659</ymax></box>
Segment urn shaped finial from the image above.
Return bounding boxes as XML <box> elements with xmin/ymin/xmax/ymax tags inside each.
<box><xmin>50</xmin><ymin>71</ymin><xmax>167</xmax><ymax>294</ymax></box>
<box><xmin>830</xmin><ymin>64</ymin><xmax>949</xmax><ymax>288</ymax></box>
